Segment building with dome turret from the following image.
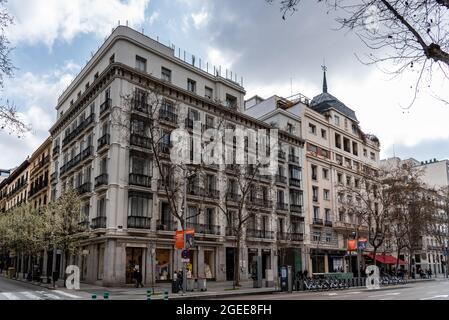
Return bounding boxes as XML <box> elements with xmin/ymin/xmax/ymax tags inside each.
<box><xmin>245</xmin><ymin>67</ymin><xmax>381</xmax><ymax>274</ymax></box>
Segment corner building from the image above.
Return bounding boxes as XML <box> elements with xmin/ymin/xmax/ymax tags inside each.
<box><xmin>49</xmin><ymin>26</ymin><xmax>304</xmax><ymax>286</ymax></box>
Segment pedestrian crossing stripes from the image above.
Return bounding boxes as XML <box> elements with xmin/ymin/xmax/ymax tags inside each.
<box><xmin>0</xmin><ymin>290</ymin><xmax>82</xmax><ymax>300</ymax></box>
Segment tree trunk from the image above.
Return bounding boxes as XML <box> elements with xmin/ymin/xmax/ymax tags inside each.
<box><xmin>395</xmin><ymin>247</ymin><xmax>401</xmax><ymax>273</ymax></box>
<box><xmin>234</xmin><ymin>236</ymin><xmax>241</xmax><ymax>287</ymax></box>
<box><xmin>372</xmin><ymin>247</ymin><xmax>378</xmax><ymax>268</ymax></box>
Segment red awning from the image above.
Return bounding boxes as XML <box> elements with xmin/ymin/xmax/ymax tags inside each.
<box><xmin>365</xmin><ymin>253</ymin><xmax>406</xmax><ymax>265</ymax></box>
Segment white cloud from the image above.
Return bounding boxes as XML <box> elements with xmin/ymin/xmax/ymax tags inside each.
<box><xmin>0</xmin><ymin>63</ymin><xmax>76</xmax><ymax>167</ymax></box>
<box><xmin>191</xmin><ymin>9</ymin><xmax>209</xmax><ymax>29</ymax></box>
<box><xmin>6</xmin><ymin>0</ymin><xmax>151</xmax><ymax>48</ymax></box>
<box><xmin>148</xmin><ymin>11</ymin><xmax>160</xmax><ymax>25</ymax></box>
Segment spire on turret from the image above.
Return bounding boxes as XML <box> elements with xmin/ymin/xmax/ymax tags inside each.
<box><xmin>321</xmin><ymin>63</ymin><xmax>328</xmax><ymax>93</ymax></box>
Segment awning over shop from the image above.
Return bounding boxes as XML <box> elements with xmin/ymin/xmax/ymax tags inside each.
<box><xmin>365</xmin><ymin>253</ymin><xmax>407</xmax><ymax>265</ymax></box>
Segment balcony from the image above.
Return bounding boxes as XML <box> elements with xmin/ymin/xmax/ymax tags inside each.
<box><xmin>129</xmin><ymin>173</ymin><xmax>152</xmax><ymax>188</ymax></box>
<box><xmin>158</xmin><ymin>142</ymin><xmax>171</xmax><ymax>155</ymax></box>
<box><xmin>427</xmin><ymin>245</ymin><xmax>443</xmax><ymax>251</ymax></box>
<box><xmin>205</xmin><ymin>189</ymin><xmax>220</xmax><ymax>199</ymax></box>
<box><xmin>62</xmin><ymin>113</ymin><xmax>95</xmax><ymax>148</ymax></box>
<box><xmin>52</xmin><ymin>145</ymin><xmax>60</xmax><ymax>157</ymax></box>
<box><xmin>246</xmin><ymin>229</ymin><xmax>274</xmax><ymax>240</ymax></box>
<box><xmin>313</xmin><ymin>218</ymin><xmax>323</xmax><ymax>225</ymax></box>
<box><xmin>276</xmin><ymin>202</ymin><xmax>288</xmax><ymax>211</ymax></box>
<box><xmin>127</xmin><ymin>216</ymin><xmax>151</xmax><ymax>229</ymax></box>
<box><xmin>226</xmin><ymin>227</ymin><xmax>237</xmax><ymax>236</ymax></box>
<box><xmin>226</xmin><ymin>193</ymin><xmax>242</xmax><ymax>203</ymax></box>
<box><xmin>100</xmin><ymin>98</ymin><xmax>112</xmax><ymax>116</ymax></box>
<box><xmin>248</xmin><ymin>197</ymin><xmax>272</xmax><ymax>208</ymax></box>
<box><xmin>97</xmin><ymin>134</ymin><xmax>110</xmax><ymax>151</ymax></box>
<box><xmin>82</xmin><ymin>146</ymin><xmax>94</xmax><ymax>160</ymax></box>
<box><xmin>50</xmin><ymin>172</ymin><xmax>58</xmax><ymax>183</ymax></box>
<box><xmin>278</xmin><ymin>150</ymin><xmax>286</xmax><ymax>161</ymax></box>
<box><xmin>91</xmin><ymin>216</ymin><xmax>106</xmax><ymax>229</ymax></box>
<box><xmin>289</xmin><ymin>178</ymin><xmax>301</xmax><ymax>188</ymax></box>
<box><xmin>158</xmin><ymin>178</ymin><xmax>175</xmax><ymax>191</ymax></box>
<box><xmin>156</xmin><ymin>219</ymin><xmax>177</xmax><ymax>231</ymax></box>
<box><xmin>77</xmin><ymin>182</ymin><xmax>92</xmax><ymax>195</ymax></box>
<box><xmin>187</xmin><ymin>185</ymin><xmax>205</xmax><ymax>197</ymax></box>
<box><xmin>29</xmin><ymin>179</ymin><xmax>49</xmax><ymax>198</ymax></box>
<box><xmin>275</xmin><ymin>175</ymin><xmax>287</xmax><ymax>184</ymax></box>
<box><xmin>187</xmin><ymin>222</ymin><xmax>221</xmax><ymax>235</ymax></box>
<box><xmin>95</xmin><ymin>173</ymin><xmax>108</xmax><ymax>188</ymax></box>
<box><xmin>158</xmin><ymin>110</ymin><xmax>178</xmax><ymax>125</ymax></box>
<box><xmin>278</xmin><ymin>232</ymin><xmax>304</xmax><ymax>242</ymax></box>
<box><xmin>132</xmin><ymin>99</ymin><xmax>150</xmax><ymax>113</ymax></box>
<box><xmin>290</xmin><ymin>204</ymin><xmax>303</xmax><ymax>214</ymax></box>
<box><xmin>325</xmin><ymin>220</ymin><xmax>333</xmax><ymax>227</ymax></box>
<box><xmin>130</xmin><ymin>133</ymin><xmax>152</xmax><ymax>150</ymax></box>
<box><xmin>289</xmin><ymin>154</ymin><xmax>299</xmax><ymax>163</ymax></box>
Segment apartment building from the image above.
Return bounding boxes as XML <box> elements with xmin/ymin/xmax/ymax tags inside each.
<box><xmin>245</xmin><ymin>69</ymin><xmax>380</xmax><ymax>274</ymax></box>
<box><xmin>381</xmin><ymin>157</ymin><xmax>449</xmax><ymax>276</ymax></box>
<box><xmin>0</xmin><ymin>159</ymin><xmax>30</xmax><ymax>212</ymax></box>
<box><xmin>28</xmin><ymin>138</ymin><xmax>52</xmax><ymax>211</ymax></box>
<box><xmin>48</xmin><ymin>25</ymin><xmax>304</xmax><ymax>286</ymax></box>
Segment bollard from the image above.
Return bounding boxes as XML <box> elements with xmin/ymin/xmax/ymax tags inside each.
<box><xmin>146</xmin><ymin>290</ymin><xmax>152</xmax><ymax>301</ymax></box>
<box><xmin>164</xmin><ymin>290</ymin><xmax>169</xmax><ymax>300</ymax></box>
<box><xmin>103</xmin><ymin>292</ymin><xmax>109</xmax><ymax>300</ymax></box>
<box><xmin>91</xmin><ymin>293</ymin><xmax>97</xmax><ymax>300</ymax></box>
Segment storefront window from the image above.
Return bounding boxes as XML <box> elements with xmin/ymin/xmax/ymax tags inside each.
<box><xmin>204</xmin><ymin>250</ymin><xmax>215</xmax><ymax>279</ymax></box>
<box><xmin>156</xmin><ymin>249</ymin><xmax>170</xmax><ymax>280</ymax></box>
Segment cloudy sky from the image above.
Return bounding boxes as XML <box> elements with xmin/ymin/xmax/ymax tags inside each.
<box><xmin>1</xmin><ymin>0</ymin><xmax>448</xmax><ymax>169</ymax></box>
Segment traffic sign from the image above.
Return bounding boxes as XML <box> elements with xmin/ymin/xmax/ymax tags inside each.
<box><xmin>181</xmin><ymin>258</ymin><xmax>190</xmax><ymax>263</ymax></box>
<box><xmin>182</xmin><ymin>249</ymin><xmax>189</xmax><ymax>259</ymax></box>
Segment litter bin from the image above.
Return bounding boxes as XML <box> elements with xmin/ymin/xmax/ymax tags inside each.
<box><xmin>7</xmin><ymin>267</ymin><xmax>15</xmax><ymax>279</ymax></box>
<box><xmin>197</xmin><ymin>278</ymin><xmax>207</xmax><ymax>291</ymax></box>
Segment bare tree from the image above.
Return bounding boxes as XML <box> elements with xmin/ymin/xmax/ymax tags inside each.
<box><xmin>267</xmin><ymin>0</ymin><xmax>449</xmax><ymax>107</ymax></box>
<box><xmin>0</xmin><ymin>0</ymin><xmax>28</xmax><ymax>135</ymax></box>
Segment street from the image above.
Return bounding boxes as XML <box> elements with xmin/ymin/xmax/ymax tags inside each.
<box><xmin>0</xmin><ymin>276</ymin><xmax>89</xmax><ymax>300</ymax></box>
<box><xmin>220</xmin><ymin>279</ymin><xmax>449</xmax><ymax>301</ymax></box>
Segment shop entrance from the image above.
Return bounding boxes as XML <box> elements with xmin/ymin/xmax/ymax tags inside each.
<box><xmin>156</xmin><ymin>249</ymin><xmax>171</xmax><ymax>281</ymax></box>
<box><xmin>126</xmin><ymin>247</ymin><xmax>143</xmax><ymax>284</ymax></box>
<box><xmin>225</xmin><ymin>248</ymin><xmax>235</xmax><ymax>281</ymax></box>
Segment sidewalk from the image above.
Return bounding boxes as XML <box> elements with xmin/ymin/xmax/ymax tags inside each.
<box><xmin>1</xmin><ymin>273</ymin><xmax>277</xmax><ymax>299</ymax></box>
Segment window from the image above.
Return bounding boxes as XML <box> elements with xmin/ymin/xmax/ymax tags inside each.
<box><xmin>130</xmin><ymin>155</ymin><xmax>152</xmax><ymax>176</ymax></box>
<box><xmin>313</xmin><ymin>206</ymin><xmax>320</xmax><ymax>219</ymax></box>
<box><xmin>334</xmin><ymin>115</ymin><xmax>340</xmax><ymax>126</ymax></box>
<box><xmin>136</xmin><ymin>55</ymin><xmax>147</xmax><ymax>72</ymax></box>
<box><xmin>335</xmin><ymin>133</ymin><xmax>341</xmax><ymax>149</ymax></box>
<box><xmin>109</xmin><ymin>54</ymin><xmax>115</xmax><ymax>64</ymax></box>
<box><xmin>128</xmin><ymin>194</ymin><xmax>151</xmax><ymax>217</ymax></box>
<box><xmin>94</xmin><ymin>72</ymin><xmax>99</xmax><ymax>80</ymax></box>
<box><xmin>370</xmin><ymin>152</ymin><xmax>376</xmax><ymax>161</ymax></box>
<box><xmin>312</xmin><ymin>187</ymin><xmax>319</xmax><ymax>202</ymax></box>
<box><xmin>352</xmin><ymin>142</ymin><xmax>358</xmax><ymax>156</ymax></box>
<box><xmin>225</xmin><ymin>94</ymin><xmax>237</xmax><ymax>109</ymax></box>
<box><xmin>187</xmin><ymin>79</ymin><xmax>196</xmax><ymax>92</ymax></box>
<box><xmin>97</xmin><ymin>197</ymin><xmax>106</xmax><ymax>217</ymax></box>
<box><xmin>321</xmin><ymin>129</ymin><xmax>327</xmax><ymax>139</ymax></box>
<box><xmin>85</xmin><ymin>82</ymin><xmax>90</xmax><ymax>90</ymax></box>
<box><xmin>205</xmin><ymin>86</ymin><xmax>213</xmax><ymax>100</ymax></box>
<box><xmin>325</xmin><ymin>209</ymin><xmax>331</xmax><ymax>221</ymax></box>
<box><xmin>337</xmin><ymin>172</ymin><xmax>343</xmax><ymax>184</ymax></box>
<box><xmin>352</xmin><ymin>124</ymin><xmax>358</xmax><ymax>135</ymax></box>
<box><xmin>311</xmin><ymin>165</ymin><xmax>318</xmax><ymax>181</ymax></box>
<box><xmin>336</xmin><ymin>154</ymin><xmax>343</xmax><ymax>165</ymax></box>
<box><xmin>312</xmin><ymin>230</ymin><xmax>321</xmax><ymax>242</ymax></box>
<box><xmin>363</xmin><ymin>149</ymin><xmax>368</xmax><ymax>157</ymax></box>
<box><xmin>309</xmin><ymin>123</ymin><xmax>316</xmax><ymax>135</ymax></box>
<box><xmin>322</xmin><ymin>168</ymin><xmax>329</xmax><ymax>180</ymax></box>
<box><xmin>287</xmin><ymin>123</ymin><xmax>294</xmax><ymax>134</ymax></box>
<box><xmin>277</xmin><ymin>189</ymin><xmax>285</xmax><ymax>204</ymax></box>
<box><xmin>290</xmin><ymin>165</ymin><xmax>302</xmax><ymax>180</ymax></box>
<box><xmin>161</xmin><ymin>67</ymin><xmax>171</xmax><ymax>82</ymax></box>
<box><xmin>343</xmin><ymin>137</ymin><xmax>351</xmax><ymax>153</ymax></box>
<box><xmin>99</xmin><ymin>157</ymin><xmax>108</xmax><ymax>175</ymax></box>
<box><xmin>324</xmin><ymin>189</ymin><xmax>330</xmax><ymax>201</ymax></box>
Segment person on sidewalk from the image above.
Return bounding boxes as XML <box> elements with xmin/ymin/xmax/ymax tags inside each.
<box><xmin>0</xmin><ymin>261</ymin><xmax>4</xmax><ymax>274</ymax></box>
<box><xmin>133</xmin><ymin>265</ymin><xmax>144</xmax><ymax>288</ymax></box>
<box><xmin>177</xmin><ymin>270</ymin><xmax>184</xmax><ymax>292</ymax></box>
<box><xmin>428</xmin><ymin>268</ymin><xmax>432</xmax><ymax>278</ymax></box>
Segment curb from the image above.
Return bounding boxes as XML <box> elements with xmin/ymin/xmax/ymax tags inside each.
<box><xmin>168</xmin><ymin>289</ymin><xmax>277</xmax><ymax>300</ymax></box>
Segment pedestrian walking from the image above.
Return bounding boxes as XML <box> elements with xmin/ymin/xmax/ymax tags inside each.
<box><xmin>177</xmin><ymin>270</ymin><xmax>183</xmax><ymax>291</ymax></box>
<box><xmin>428</xmin><ymin>268</ymin><xmax>432</xmax><ymax>278</ymax></box>
<box><xmin>133</xmin><ymin>265</ymin><xmax>144</xmax><ymax>288</ymax></box>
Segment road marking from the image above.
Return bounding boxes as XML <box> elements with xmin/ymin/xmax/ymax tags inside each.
<box><xmin>53</xmin><ymin>290</ymin><xmax>81</xmax><ymax>299</ymax></box>
<box><xmin>368</xmin><ymin>292</ymin><xmax>401</xmax><ymax>298</ymax></box>
<box><xmin>37</xmin><ymin>291</ymin><xmax>61</xmax><ymax>300</ymax></box>
<box><xmin>346</xmin><ymin>291</ymin><xmax>361</xmax><ymax>295</ymax></box>
<box><xmin>328</xmin><ymin>293</ymin><xmax>338</xmax><ymax>296</ymax></box>
<box><xmin>420</xmin><ymin>295</ymin><xmax>449</xmax><ymax>300</ymax></box>
<box><xmin>20</xmin><ymin>291</ymin><xmax>43</xmax><ymax>300</ymax></box>
<box><xmin>1</xmin><ymin>292</ymin><xmax>19</xmax><ymax>300</ymax></box>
